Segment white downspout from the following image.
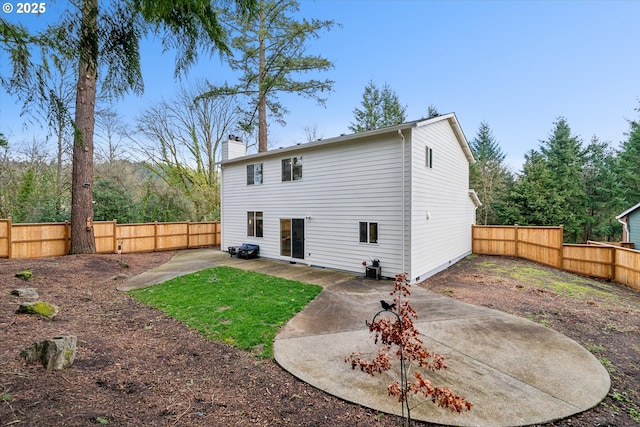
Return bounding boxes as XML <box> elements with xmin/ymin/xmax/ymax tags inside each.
<box><xmin>618</xmin><ymin>217</ymin><xmax>629</xmax><ymax>242</ymax></box>
<box><xmin>398</xmin><ymin>129</ymin><xmax>406</xmax><ymax>275</ymax></box>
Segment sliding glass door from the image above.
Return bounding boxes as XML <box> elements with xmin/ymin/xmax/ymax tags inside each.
<box><xmin>280</xmin><ymin>218</ymin><xmax>304</xmax><ymax>259</ymax></box>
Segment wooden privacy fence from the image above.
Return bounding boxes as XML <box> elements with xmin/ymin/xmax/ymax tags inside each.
<box><xmin>0</xmin><ymin>218</ymin><xmax>220</xmax><ymax>259</ymax></box>
<box><xmin>472</xmin><ymin>225</ymin><xmax>640</xmax><ymax>291</ymax></box>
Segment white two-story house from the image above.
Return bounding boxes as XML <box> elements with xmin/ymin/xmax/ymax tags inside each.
<box><xmin>220</xmin><ymin>113</ymin><xmax>481</xmax><ymax>282</ymax></box>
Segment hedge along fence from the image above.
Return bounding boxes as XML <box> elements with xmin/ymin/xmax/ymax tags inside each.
<box><xmin>0</xmin><ymin>218</ymin><xmax>220</xmax><ymax>259</ymax></box>
<box><xmin>472</xmin><ymin>225</ymin><xmax>640</xmax><ymax>291</ymax></box>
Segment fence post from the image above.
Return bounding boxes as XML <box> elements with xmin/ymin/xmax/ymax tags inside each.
<box><xmin>64</xmin><ymin>220</ymin><xmax>70</xmax><ymax>255</ymax></box>
<box><xmin>610</xmin><ymin>246</ymin><xmax>616</xmax><ymax>281</ymax></box>
<box><xmin>187</xmin><ymin>221</ymin><xmax>191</xmax><ymax>249</ymax></box>
<box><xmin>112</xmin><ymin>219</ymin><xmax>118</xmax><ymax>253</ymax></box>
<box><xmin>471</xmin><ymin>224</ymin><xmax>476</xmax><ymax>254</ymax></box>
<box><xmin>470</xmin><ymin>224</ymin><xmax>476</xmax><ymax>254</ymax></box>
<box><xmin>558</xmin><ymin>225</ymin><xmax>564</xmax><ymax>270</ymax></box>
<box><xmin>7</xmin><ymin>216</ymin><xmax>13</xmax><ymax>259</ymax></box>
<box><xmin>154</xmin><ymin>221</ymin><xmax>158</xmax><ymax>252</ymax></box>
<box><xmin>514</xmin><ymin>224</ymin><xmax>519</xmax><ymax>258</ymax></box>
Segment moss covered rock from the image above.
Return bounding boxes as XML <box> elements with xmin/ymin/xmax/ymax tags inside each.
<box><xmin>15</xmin><ymin>270</ymin><xmax>33</xmax><ymax>280</ymax></box>
<box><xmin>16</xmin><ymin>301</ymin><xmax>60</xmax><ymax>320</ymax></box>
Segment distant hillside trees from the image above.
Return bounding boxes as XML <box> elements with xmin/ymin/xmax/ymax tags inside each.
<box><xmin>133</xmin><ymin>81</ymin><xmax>241</xmax><ymax>221</ymax></box>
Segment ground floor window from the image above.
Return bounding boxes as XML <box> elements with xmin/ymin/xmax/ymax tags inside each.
<box><xmin>359</xmin><ymin>222</ymin><xmax>378</xmax><ymax>244</ymax></box>
<box><xmin>247</xmin><ymin>211</ymin><xmax>263</xmax><ymax>237</ymax></box>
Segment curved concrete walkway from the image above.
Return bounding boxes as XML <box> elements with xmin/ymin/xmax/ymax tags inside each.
<box><xmin>119</xmin><ymin>249</ymin><xmax>610</xmax><ymax>426</ymax></box>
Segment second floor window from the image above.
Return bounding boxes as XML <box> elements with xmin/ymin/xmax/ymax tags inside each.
<box><xmin>282</xmin><ymin>156</ymin><xmax>302</xmax><ymax>182</ymax></box>
<box><xmin>247</xmin><ymin>163</ymin><xmax>263</xmax><ymax>185</ymax></box>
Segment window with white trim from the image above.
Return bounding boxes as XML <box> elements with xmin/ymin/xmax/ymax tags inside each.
<box><xmin>246</xmin><ymin>163</ymin><xmax>263</xmax><ymax>185</ymax></box>
<box><xmin>247</xmin><ymin>211</ymin><xmax>263</xmax><ymax>237</ymax></box>
<box><xmin>359</xmin><ymin>222</ymin><xmax>378</xmax><ymax>244</ymax></box>
<box><xmin>425</xmin><ymin>146</ymin><xmax>433</xmax><ymax>169</ymax></box>
<box><xmin>282</xmin><ymin>156</ymin><xmax>302</xmax><ymax>181</ymax></box>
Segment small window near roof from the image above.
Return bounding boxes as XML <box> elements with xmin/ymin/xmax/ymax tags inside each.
<box><xmin>425</xmin><ymin>146</ymin><xmax>433</xmax><ymax>169</ymax></box>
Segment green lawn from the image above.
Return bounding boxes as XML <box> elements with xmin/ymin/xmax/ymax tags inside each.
<box><xmin>129</xmin><ymin>266</ymin><xmax>322</xmax><ymax>358</ymax></box>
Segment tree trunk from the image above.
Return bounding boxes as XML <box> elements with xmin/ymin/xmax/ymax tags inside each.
<box><xmin>257</xmin><ymin>3</ymin><xmax>267</xmax><ymax>153</ymax></box>
<box><xmin>69</xmin><ymin>0</ymin><xmax>98</xmax><ymax>254</ymax></box>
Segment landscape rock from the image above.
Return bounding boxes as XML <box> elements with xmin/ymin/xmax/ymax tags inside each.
<box><xmin>16</xmin><ymin>301</ymin><xmax>60</xmax><ymax>320</ymax></box>
<box><xmin>112</xmin><ymin>273</ymin><xmax>130</xmax><ymax>281</ymax></box>
<box><xmin>20</xmin><ymin>335</ymin><xmax>77</xmax><ymax>370</ymax></box>
<box><xmin>11</xmin><ymin>288</ymin><xmax>39</xmax><ymax>299</ymax></box>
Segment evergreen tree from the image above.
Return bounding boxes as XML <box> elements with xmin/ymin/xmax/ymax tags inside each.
<box><xmin>617</xmin><ymin>114</ymin><xmax>640</xmax><ymax>206</ymax></box>
<box><xmin>1</xmin><ymin>0</ymin><xmax>256</xmax><ymax>253</ymax></box>
<box><xmin>205</xmin><ymin>0</ymin><xmax>336</xmax><ymax>152</ymax></box>
<box><xmin>92</xmin><ymin>177</ymin><xmax>138</xmax><ymax>223</ymax></box>
<box><xmin>581</xmin><ymin>137</ymin><xmax>625</xmax><ymax>241</ymax></box>
<box><xmin>15</xmin><ymin>169</ymin><xmax>36</xmax><ymax>223</ymax></box>
<box><xmin>508</xmin><ymin>150</ymin><xmax>558</xmax><ymax>226</ymax></box>
<box><xmin>426</xmin><ymin>104</ymin><xmax>440</xmax><ymax>118</ymax></box>
<box><xmin>468</xmin><ymin>122</ymin><xmax>512</xmax><ymax>225</ymax></box>
<box><xmin>538</xmin><ymin>117</ymin><xmax>586</xmax><ymax>242</ymax></box>
<box><xmin>349</xmin><ymin>80</ymin><xmax>406</xmax><ymax>132</ymax></box>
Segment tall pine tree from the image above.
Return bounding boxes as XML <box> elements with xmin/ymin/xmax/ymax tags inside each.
<box><xmin>468</xmin><ymin>122</ymin><xmax>512</xmax><ymax>225</ymax></box>
<box><xmin>617</xmin><ymin>111</ymin><xmax>640</xmax><ymax>206</ymax></box>
<box><xmin>204</xmin><ymin>0</ymin><xmax>336</xmax><ymax>152</ymax></box>
<box><xmin>538</xmin><ymin>117</ymin><xmax>586</xmax><ymax>242</ymax></box>
<box><xmin>349</xmin><ymin>80</ymin><xmax>406</xmax><ymax>133</ymax></box>
<box><xmin>581</xmin><ymin>137</ymin><xmax>625</xmax><ymax>241</ymax></box>
<box><xmin>2</xmin><ymin>0</ymin><xmax>256</xmax><ymax>253</ymax></box>
<box><xmin>508</xmin><ymin>150</ymin><xmax>558</xmax><ymax>226</ymax></box>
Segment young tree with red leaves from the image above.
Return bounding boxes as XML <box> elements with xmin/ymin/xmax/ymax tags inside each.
<box><xmin>345</xmin><ymin>273</ymin><xmax>471</xmax><ymax>425</ymax></box>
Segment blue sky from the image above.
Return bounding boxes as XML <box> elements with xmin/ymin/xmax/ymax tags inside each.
<box><xmin>1</xmin><ymin>0</ymin><xmax>639</xmax><ymax>171</ymax></box>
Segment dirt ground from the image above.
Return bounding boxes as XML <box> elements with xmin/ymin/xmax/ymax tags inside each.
<box><xmin>1</xmin><ymin>251</ymin><xmax>639</xmax><ymax>426</ymax></box>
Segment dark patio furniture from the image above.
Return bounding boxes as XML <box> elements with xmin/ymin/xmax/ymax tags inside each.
<box><xmin>237</xmin><ymin>243</ymin><xmax>259</xmax><ymax>259</ymax></box>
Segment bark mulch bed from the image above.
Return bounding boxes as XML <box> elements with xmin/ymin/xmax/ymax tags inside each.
<box><xmin>1</xmin><ymin>252</ymin><xmax>639</xmax><ymax>426</ymax></box>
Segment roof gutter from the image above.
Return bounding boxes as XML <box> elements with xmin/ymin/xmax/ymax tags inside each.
<box><xmin>220</xmin><ymin>121</ymin><xmax>421</xmax><ymax>166</ymax></box>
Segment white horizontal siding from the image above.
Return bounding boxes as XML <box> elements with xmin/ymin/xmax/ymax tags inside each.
<box><xmin>409</xmin><ymin>120</ymin><xmax>474</xmax><ymax>281</ymax></box>
<box><xmin>221</xmin><ymin>133</ymin><xmax>408</xmax><ymax>277</ymax></box>
<box><xmin>222</xmin><ymin>117</ymin><xmax>474</xmax><ymax>281</ymax></box>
